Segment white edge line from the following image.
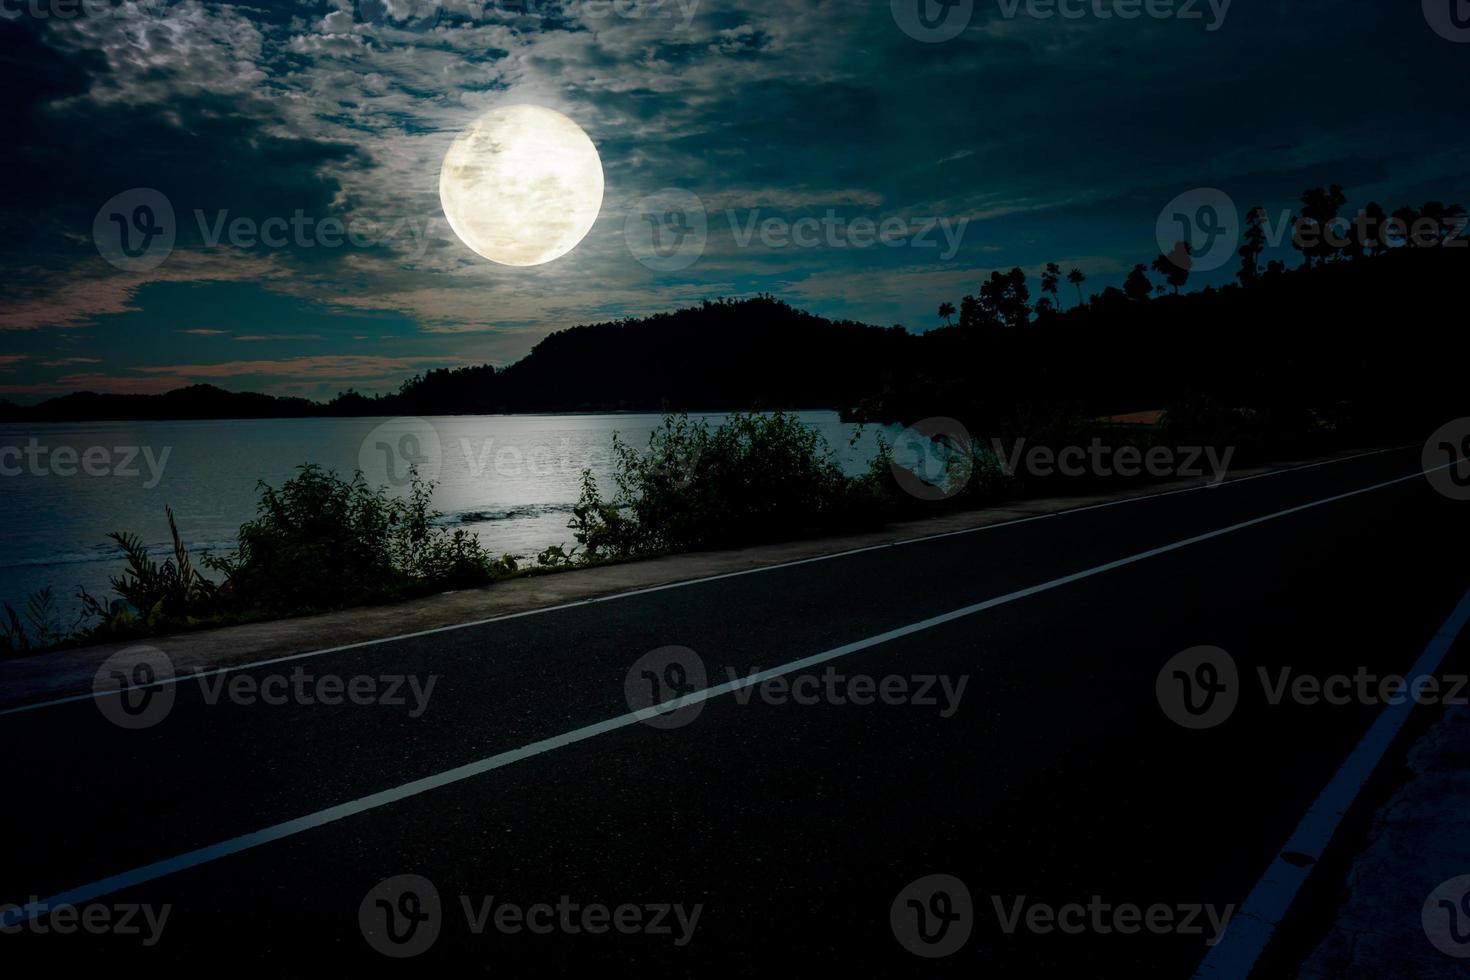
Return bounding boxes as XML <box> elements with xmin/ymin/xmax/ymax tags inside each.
<box><xmin>0</xmin><ymin>452</ymin><xmax>1448</xmax><ymax>927</ymax></box>
<box><xmin>0</xmin><ymin>445</ymin><xmax>1409</xmax><ymax>719</ymax></box>
<box><xmin>1191</xmin><ymin>588</ymin><xmax>1470</xmax><ymax>980</ymax></box>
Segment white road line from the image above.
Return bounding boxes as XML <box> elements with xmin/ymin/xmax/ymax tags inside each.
<box><xmin>0</xmin><ymin>445</ymin><xmax>1408</xmax><ymax>719</ymax></box>
<box><xmin>0</xmin><ymin>453</ymin><xmax>1448</xmax><ymax>927</ymax></box>
<box><xmin>1192</xmin><ymin>585</ymin><xmax>1470</xmax><ymax>980</ymax></box>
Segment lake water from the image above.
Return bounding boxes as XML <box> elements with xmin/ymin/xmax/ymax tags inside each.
<box><xmin>0</xmin><ymin>412</ymin><xmax>900</xmax><ymax>625</ymax></box>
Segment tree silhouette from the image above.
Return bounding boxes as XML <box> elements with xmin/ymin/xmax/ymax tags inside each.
<box><xmin>1393</xmin><ymin>205</ymin><xmax>1423</xmax><ymax>247</ymax></box>
<box><xmin>938</xmin><ymin>301</ymin><xmax>955</xmax><ymax>327</ymax></box>
<box><xmin>1152</xmin><ymin>242</ymin><xmax>1191</xmax><ymax>294</ymax></box>
<box><xmin>1067</xmin><ymin>267</ymin><xmax>1087</xmax><ymax>307</ymax></box>
<box><xmin>979</xmin><ymin>268</ymin><xmax>1031</xmax><ymax>328</ymax></box>
<box><xmin>1124</xmin><ymin>264</ymin><xmax>1154</xmax><ymax>301</ymax></box>
<box><xmin>1238</xmin><ymin>206</ymin><xmax>1267</xmax><ymax>285</ymax></box>
<box><xmin>1418</xmin><ymin>201</ymin><xmax>1468</xmax><ymax>246</ymax></box>
<box><xmin>1293</xmin><ymin>184</ymin><xmax>1348</xmax><ymax>267</ymax></box>
<box><xmin>1343</xmin><ymin>202</ymin><xmax>1385</xmax><ymax>261</ymax></box>
<box><xmin>1041</xmin><ymin>262</ymin><xmax>1062</xmax><ymax>308</ymax></box>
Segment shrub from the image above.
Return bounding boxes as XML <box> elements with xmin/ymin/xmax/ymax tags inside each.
<box><xmin>208</xmin><ymin>463</ymin><xmax>507</xmax><ymax>612</ymax></box>
<box><xmin>571</xmin><ymin>412</ymin><xmax>898</xmax><ymax>558</ymax></box>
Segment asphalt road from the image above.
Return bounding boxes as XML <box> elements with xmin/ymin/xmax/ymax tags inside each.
<box><xmin>3</xmin><ymin>445</ymin><xmax>1469</xmax><ymax>976</ymax></box>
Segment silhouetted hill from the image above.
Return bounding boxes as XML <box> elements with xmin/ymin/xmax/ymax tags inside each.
<box><xmin>4</xmin><ymin>244</ymin><xmax>1466</xmax><ymax>447</ymax></box>
<box><xmin>391</xmin><ymin>297</ymin><xmax>910</xmax><ymax>415</ymax></box>
<box><xmin>5</xmin><ymin>297</ymin><xmax>911</xmax><ymax>421</ymax></box>
<box><xmin>0</xmin><ymin>385</ymin><xmax>323</xmax><ymax>422</ymax></box>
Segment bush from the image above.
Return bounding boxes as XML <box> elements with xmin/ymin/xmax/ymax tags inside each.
<box><xmin>208</xmin><ymin>464</ymin><xmax>508</xmax><ymax>612</ymax></box>
<box><xmin>571</xmin><ymin>412</ymin><xmax>898</xmax><ymax>558</ymax></box>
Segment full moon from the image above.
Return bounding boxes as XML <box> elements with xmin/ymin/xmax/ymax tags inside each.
<box><xmin>439</xmin><ymin>105</ymin><xmax>605</xmax><ymax>267</ymax></box>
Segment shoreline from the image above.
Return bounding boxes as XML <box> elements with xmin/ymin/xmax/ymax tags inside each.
<box><xmin>0</xmin><ymin>444</ymin><xmax>1401</xmax><ymax>713</ymax></box>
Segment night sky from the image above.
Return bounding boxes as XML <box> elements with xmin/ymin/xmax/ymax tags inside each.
<box><xmin>1</xmin><ymin>0</ymin><xmax>1465</xmax><ymax>401</ymax></box>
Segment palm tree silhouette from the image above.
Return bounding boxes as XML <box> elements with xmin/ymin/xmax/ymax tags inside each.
<box><xmin>938</xmin><ymin>301</ymin><xmax>955</xmax><ymax>327</ymax></box>
<box><xmin>1067</xmin><ymin>268</ymin><xmax>1087</xmax><ymax>308</ymax></box>
<box><xmin>1041</xmin><ymin>262</ymin><xmax>1061</xmax><ymax>308</ymax></box>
